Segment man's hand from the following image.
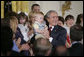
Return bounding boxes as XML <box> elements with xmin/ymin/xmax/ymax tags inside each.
<box><xmin>42</xmin><ymin>29</ymin><xmax>50</xmax><ymax>39</ymax></box>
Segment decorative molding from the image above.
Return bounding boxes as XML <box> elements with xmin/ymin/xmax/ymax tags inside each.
<box><xmin>62</xmin><ymin>1</ymin><xmax>71</xmax><ymax>17</ymax></box>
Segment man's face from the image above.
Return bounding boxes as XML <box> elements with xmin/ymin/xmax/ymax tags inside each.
<box><xmin>47</xmin><ymin>12</ymin><xmax>58</xmax><ymax>26</ymax></box>
<box><xmin>33</xmin><ymin>6</ymin><xmax>40</xmax><ymax>12</ymax></box>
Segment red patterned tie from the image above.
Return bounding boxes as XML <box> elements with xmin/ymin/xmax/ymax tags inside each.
<box><xmin>49</xmin><ymin>27</ymin><xmax>52</xmax><ymax>34</ymax></box>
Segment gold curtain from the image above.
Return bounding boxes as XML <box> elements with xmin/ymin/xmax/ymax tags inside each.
<box><xmin>16</xmin><ymin>1</ymin><xmax>21</xmax><ymax>12</ymax></box>
<box><xmin>11</xmin><ymin>1</ymin><xmax>17</xmax><ymax>12</ymax></box>
<box><xmin>11</xmin><ymin>1</ymin><xmax>29</xmax><ymax>15</ymax></box>
<box><xmin>1</xmin><ymin>1</ymin><xmax>29</xmax><ymax>19</ymax></box>
<box><xmin>21</xmin><ymin>1</ymin><xmax>29</xmax><ymax>13</ymax></box>
<box><xmin>1</xmin><ymin>1</ymin><xmax>4</xmax><ymax>18</ymax></box>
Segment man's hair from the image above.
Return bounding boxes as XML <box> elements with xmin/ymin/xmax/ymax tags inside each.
<box><xmin>58</xmin><ymin>16</ymin><xmax>64</xmax><ymax>25</ymax></box>
<box><xmin>65</xmin><ymin>15</ymin><xmax>74</xmax><ymax>21</ymax></box>
<box><xmin>76</xmin><ymin>14</ymin><xmax>83</xmax><ymax>24</ymax></box>
<box><xmin>1</xmin><ymin>26</ymin><xmax>13</xmax><ymax>55</ymax></box>
<box><xmin>32</xmin><ymin>38</ymin><xmax>52</xmax><ymax>56</ymax></box>
<box><xmin>70</xmin><ymin>24</ymin><xmax>83</xmax><ymax>41</ymax></box>
<box><xmin>45</xmin><ymin>10</ymin><xmax>57</xmax><ymax>18</ymax></box>
<box><xmin>31</xmin><ymin>4</ymin><xmax>40</xmax><ymax>10</ymax></box>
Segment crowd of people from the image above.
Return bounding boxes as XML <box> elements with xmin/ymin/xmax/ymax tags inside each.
<box><xmin>1</xmin><ymin>4</ymin><xmax>83</xmax><ymax>56</ymax></box>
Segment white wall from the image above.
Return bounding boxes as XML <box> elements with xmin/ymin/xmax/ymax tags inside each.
<box><xmin>64</xmin><ymin>1</ymin><xmax>83</xmax><ymax>23</ymax></box>
<box><xmin>29</xmin><ymin>1</ymin><xmax>83</xmax><ymax>23</ymax></box>
<box><xmin>32</xmin><ymin>1</ymin><xmax>62</xmax><ymax>15</ymax></box>
<box><xmin>28</xmin><ymin>1</ymin><xmax>61</xmax><ymax>15</ymax></box>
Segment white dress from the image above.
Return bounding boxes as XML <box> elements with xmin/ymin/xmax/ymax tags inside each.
<box><xmin>18</xmin><ymin>24</ymin><xmax>29</xmax><ymax>42</ymax></box>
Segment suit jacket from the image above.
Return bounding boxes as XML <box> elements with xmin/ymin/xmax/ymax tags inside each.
<box><xmin>49</xmin><ymin>25</ymin><xmax>67</xmax><ymax>47</ymax></box>
<box><xmin>68</xmin><ymin>42</ymin><xmax>83</xmax><ymax>56</ymax></box>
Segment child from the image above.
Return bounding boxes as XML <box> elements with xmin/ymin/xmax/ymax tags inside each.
<box><xmin>58</xmin><ymin>16</ymin><xmax>65</xmax><ymax>27</ymax></box>
<box><xmin>64</xmin><ymin>15</ymin><xmax>74</xmax><ymax>36</ymax></box>
<box><xmin>18</xmin><ymin>12</ymin><xmax>32</xmax><ymax>42</ymax></box>
<box><xmin>33</xmin><ymin>12</ymin><xmax>48</xmax><ymax>39</ymax></box>
<box><xmin>64</xmin><ymin>15</ymin><xmax>74</xmax><ymax>48</ymax></box>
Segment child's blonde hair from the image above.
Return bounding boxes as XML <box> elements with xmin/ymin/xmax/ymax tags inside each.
<box><xmin>34</xmin><ymin>12</ymin><xmax>44</xmax><ymax>17</ymax></box>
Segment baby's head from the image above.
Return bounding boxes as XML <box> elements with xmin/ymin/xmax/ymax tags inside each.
<box><xmin>34</xmin><ymin>12</ymin><xmax>44</xmax><ymax>23</ymax></box>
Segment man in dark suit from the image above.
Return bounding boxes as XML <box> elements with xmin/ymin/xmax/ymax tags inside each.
<box><xmin>44</xmin><ymin>10</ymin><xmax>67</xmax><ymax>47</ymax></box>
<box><xmin>68</xmin><ymin>24</ymin><xmax>83</xmax><ymax>56</ymax></box>
<box><xmin>43</xmin><ymin>10</ymin><xmax>67</xmax><ymax>56</ymax></box>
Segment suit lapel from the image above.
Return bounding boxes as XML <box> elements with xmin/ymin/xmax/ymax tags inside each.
<box><xmin>50</xmin><ymin>25</ymin><xmax>59</xmax><ymax>37</ymax></box>
<box><xmin>51</xmin><ymin>25</ymin><xmax>58</xmax><ymax>32</ymax></box>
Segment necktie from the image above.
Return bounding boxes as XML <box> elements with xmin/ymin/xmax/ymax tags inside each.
<box><xmin>49</xmin><ymin>27</ymin><xmax>52</xmax><ymax>34</ymax></box>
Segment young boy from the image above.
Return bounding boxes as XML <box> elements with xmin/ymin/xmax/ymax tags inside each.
<box><xmin>64</xmin><ymin>15</ymin><xmax>74</xmax><ymax>36</ymax></box>
<box><xmin>33</xmin><ymin>12</ymin><xmax>48</xmax><ymax>39</ymax></box>
<box><xmin>64</xmin><ymin>15</ymin><xmax>74</xmax><ymax>48</ymax></box>
<box><xmin>68</xmin><ymin>24</ymin><xmax>83</xmax><ymax>56</ymax></box>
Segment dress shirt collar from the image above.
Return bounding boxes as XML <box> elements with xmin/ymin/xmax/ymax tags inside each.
<box><xmin>71</xmin><ymin>41</ymin><xmax>79</xmax><ymax>47</ymax></box>
<box><xmin>49</xmin><ymin>25</ymin><xmax>54</xmax><ymax>31</ymax></box>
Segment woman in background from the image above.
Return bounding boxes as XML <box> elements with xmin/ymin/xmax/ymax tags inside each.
<box><xmin>76</xmin><ymin>14</ymin><xmax>83</xmax><ymax>44</ymax></box>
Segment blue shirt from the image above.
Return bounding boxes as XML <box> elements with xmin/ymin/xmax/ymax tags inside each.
<box><xmin>12</xmin><ymin>40</ymin><xmax>19</xmax><ymax>52</ymax></box>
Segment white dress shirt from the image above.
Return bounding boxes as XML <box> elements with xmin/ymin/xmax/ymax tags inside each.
<box><xmin>49</xmin><ymin>26</ymin><xmax>54</xmax><ymax>42</ymax></box>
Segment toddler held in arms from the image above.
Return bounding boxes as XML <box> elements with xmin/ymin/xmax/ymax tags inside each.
<box><xmin>33</xmin><ymin>12</ymin><xmax>48</xmax><ymax>39</ymax></box>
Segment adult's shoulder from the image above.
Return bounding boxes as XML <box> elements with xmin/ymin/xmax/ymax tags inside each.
<box><xmin>68</xmin><ymin>42</ymin><xmax>83</xmax><ymax>52</ymax></box>
<box><xmin>72</xmin><ymin>43</ymin><xmax>83</xmax><ymax>48</ymax></box>
<box><xmin>55</xmin><ymin>25</ymin><xmax>66</xmax><ymax>31</ymax></box>
<box><xmin>68</xmin><ymin>43</ymin><xmax>83</xmax><ymax>56</ymax></box>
